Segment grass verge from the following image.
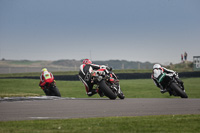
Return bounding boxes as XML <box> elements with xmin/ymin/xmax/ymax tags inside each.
<box><xmin>0</xmin><ymin>78</ymin><xmax>200</xmax><ymax>98</ymax></box>
<box><xmin>0</xmin><ymin>114</ymin><xmax>199</xmax><ymax>133</ymax></box>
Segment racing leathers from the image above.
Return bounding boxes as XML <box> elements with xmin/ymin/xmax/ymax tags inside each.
<box><xmin>39</xmin><ymin>71</ymin><xmax>54</xmax><ymax>95</ymax></box>
<box><xmin>151</xmin><ymin>67</ymin><xmax>178</xmax><ymax>93</ymax></box>
<box><xmin>79</xmin><ymin>63</ymin><xmax>112</xmax><ymax>96</ymax></box>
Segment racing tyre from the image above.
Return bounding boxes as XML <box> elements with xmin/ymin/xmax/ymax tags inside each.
<box><xmin>50</xmin><ymin>87</ymin><xmax>61</xmax><ymax>97</ymax></box>
<box><xmin>170</xmin><ymin>82</ymin><xmax>188</xmax><ymax>98</ymax></box>
<box><xmin>99</xmin><ymin>80</ymin><xmax>117</xmax><ymax>100</ymax></box>
<box><xmin>118</xmin><ymin>92</ymin><xmax>125</xmax><ymax>99</ymax></box>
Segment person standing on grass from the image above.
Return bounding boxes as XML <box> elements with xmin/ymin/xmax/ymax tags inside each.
<box><xmin>184</xmin><ymin>52</ymin><xmax>188</xmax><ymax>61</ymax></box>
<box><xmin>181</xmin><ymin>54</ymin><xmax>184</xmax><ymax>62</ymax></box>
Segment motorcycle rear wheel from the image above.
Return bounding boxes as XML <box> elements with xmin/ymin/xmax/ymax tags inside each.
<box><xmin>170</xmin><ymin>82</ymin><xmax>188</xmax><ymax>98</ymax></box>
<box><xmin>99</xmin><ymin>80</ymin><xmax>117</xmax><ymax>100</ymax></box>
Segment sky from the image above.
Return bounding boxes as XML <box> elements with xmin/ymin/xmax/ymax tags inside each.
<box><xmin>0</xmin><ymin>0</ymin><xmax>200</xmax><ymax>65</ymax></box>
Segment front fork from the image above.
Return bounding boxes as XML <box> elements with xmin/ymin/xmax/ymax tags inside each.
<box><xmin>110</xmin><ymin>82</ymin><xmax>122</xmax><ymax>95</ymax></box>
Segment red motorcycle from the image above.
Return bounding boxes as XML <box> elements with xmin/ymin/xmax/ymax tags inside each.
<box><xmin>43</xmin><ymin>82</ymin><xmax>61</xmax><ymax>97</ymax></box>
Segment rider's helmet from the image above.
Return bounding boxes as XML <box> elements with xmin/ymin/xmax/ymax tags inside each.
<box><xmin>153</xmin><ymin>64</ymin><xmax>164</xmax><ymax>72</ymax></box>
<box><xmin>41</xmin><ymin>68</ymin><xmax>48</xmax><ymax>72</ymax></box>
<box><xmin>153</xmin><ymin>64</ymin><xmax>161</xmax><ymax>69</ymax></box>
<box><xmin>82</xmin><ymin>59</ymin><xmax>92</xmax><ymax>64</ymax></box>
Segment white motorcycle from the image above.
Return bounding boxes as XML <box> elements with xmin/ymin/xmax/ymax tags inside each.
<box><xmin>152</xmin><ymin>69</ymin><xmax>188</xmax><ymax>98</ymax></box>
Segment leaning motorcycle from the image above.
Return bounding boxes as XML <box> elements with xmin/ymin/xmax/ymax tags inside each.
<box><xmin>89</xmin><ymin>68</ymin><xmax>125</xmax><ymax>100</ymax></box>
<box><xmin>43</xmin><ymin>82</ymin><xmax>61</xmax><ymax>97</ymax></box>
<box><xmin>153</xmin><ymin>71</ymin><xmax>188</xmax><ymax>98</ymax></box>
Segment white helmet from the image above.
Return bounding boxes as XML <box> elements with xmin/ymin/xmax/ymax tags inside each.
<box><xmin>153</xmin><ymin>64</ymin><xmax>161</xmax><ymax>69</ymax></box>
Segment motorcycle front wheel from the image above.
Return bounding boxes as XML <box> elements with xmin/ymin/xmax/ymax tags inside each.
<box><xmin>99</xmin><ymin>80</ymin><xmax>117</xmax><ymax>100</ymax></box>
<box><xmin>170</xmin><ymin>82</ymin><xmax>188</xmax><ymax>98</ymax></box>
<box><xmin>49</xmin><ymin>86</ymin><xmax>61</xmax><ymax>97</ymax></box>
<box><xmin>118</xmin><ymin>92</ymin><xmax>125</xmax><ymax>99</ymax></box>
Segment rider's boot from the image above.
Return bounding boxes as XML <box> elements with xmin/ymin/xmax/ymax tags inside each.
<box><xmin>87</xmin><ymin>89</ymin><xmax>98</xmax><ymax>96</ymax></box>
<box><xmin>97</xmin><ymin>89</ymin><xmax>104</xmax><ymax>97</ymax></box>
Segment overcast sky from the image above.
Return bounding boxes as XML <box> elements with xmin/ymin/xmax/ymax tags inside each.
<box><xmin>0</xmin><ymin>0</ymin><xmax>199</xmax><ymax>65</ymax></box>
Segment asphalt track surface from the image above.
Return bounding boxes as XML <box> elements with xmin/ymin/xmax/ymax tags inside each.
<box><xmin>0</xmin><ymin>96</ymin><xmax>200</xmax><ymax>121</ymax></box>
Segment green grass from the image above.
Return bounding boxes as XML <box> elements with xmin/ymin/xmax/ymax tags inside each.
<box><xmin>120</xmin><ymin>77</ymin><xmax>200</xmax><ymax>98</ymax></box>
<box><xmin>0</xmin><ymin>114</ymin><xmax>199</xmax><ymax>133</ymax></box>
<box><xmin>0</xmin><ymin>78</ymin><xmax>200</xmax><ymax>98</ymax></box>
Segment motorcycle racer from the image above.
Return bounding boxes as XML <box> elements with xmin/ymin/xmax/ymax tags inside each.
<box><xmin>78</xmin><ymin>59</ymin><xmax>112</xmax><ymax>96</ymax></box>
<box><xmin>151</xmin><ymin>64</ymin><xmax>180</xmax><ymax>93</ymax></box>
<box><xmin>39</xmin><ymin>68</ymin><xmax>55</xmax><ymax>95</ymax></box>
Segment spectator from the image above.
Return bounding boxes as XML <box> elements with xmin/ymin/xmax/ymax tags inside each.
<box><xmin>184</xmin><ymin>52</ymin><xmax>188</xmax><ymax>61</ymax></box>
<box><xmin>181</xmin><ymin>54</ymin><xmax>183</xmax><ymax>62</ymax></box>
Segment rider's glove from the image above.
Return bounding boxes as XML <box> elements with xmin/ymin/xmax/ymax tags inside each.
<box><xmin>39</xmin><ymin>84</ymin><xmax>44</xmax><ymax>87</ymax></box>
<box><xmin>173</xmin><ymin>71</ymin><xmax>178</xmax><ymax>76</ymax></box>
<box><xmin>100</xmin><ymin>65</ymin><xmax>107</xmax><ymax>69</ymax></box>
<box><xmin>107</xmin><ymin>67</ymin><xmax>112</xmax><ymax>71</ymax></box>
